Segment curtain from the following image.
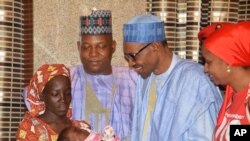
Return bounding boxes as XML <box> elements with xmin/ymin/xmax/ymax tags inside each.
<box><xmin>146</xmin><ymin>0</ymin><xmax>250</xmax><ymax>63</ymax></box>
<box><xmin>0</xmin><ymin>0</ymin><xmax>33</xmax><ymax>140</ymax></box>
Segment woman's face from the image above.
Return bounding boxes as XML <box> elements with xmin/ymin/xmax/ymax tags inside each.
<box><xmin>42</xmin><ymin>75</ymin><xmax>72</xmax><ymax>117</ymax></box>
<box><xmin>201</xmin><ymin>47</ymin><xmax>229</xmax><ymax>85</ymax></box>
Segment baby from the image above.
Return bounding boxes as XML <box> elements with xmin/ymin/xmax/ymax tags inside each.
<box><xmin>57</xmin><ymin>125</ymin><xmax>120</xmax><ymax>141</ymax></box>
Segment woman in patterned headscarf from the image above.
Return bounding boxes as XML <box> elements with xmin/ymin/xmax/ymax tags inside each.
<box><xmin>16</xmin><ymin>64</ymin><xmax>90</xmax><ymax>141</ymax></box>
<box><xmin>199</xmin><ymin>21</ymin><xmax>250</xmax><ymax>141</ymax></box>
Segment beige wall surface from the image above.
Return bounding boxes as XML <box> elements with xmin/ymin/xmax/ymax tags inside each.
<box><xmin>33</xmin><ymin>0</ymin><xmax>146</xmax><ymax>70</ymax></box>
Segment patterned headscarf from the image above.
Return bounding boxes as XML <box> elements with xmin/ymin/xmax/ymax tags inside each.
<box><xmin>203</xmin><ymin>21</ymin><xmax>250</xmax><ymax>66</ymax></box>
<box><xmin>26</xmin><ymin>64</ymin><xmax>70</xmax><ymax>117</ymax></box>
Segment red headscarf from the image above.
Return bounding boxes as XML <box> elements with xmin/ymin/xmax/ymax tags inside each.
<box><xmin>27</xmin><ymin>64</ymin><xmax>70</xmax><ymax>117</ymax></box>
<box><xmin>198</xmin><ymin>22</ymin><xmax>234</xmax><ymax>41</ymax></box>
<box><xmin>203</xmin><ymin>21</ymin><xmax>250</xmax><ymax>66</ymax></box>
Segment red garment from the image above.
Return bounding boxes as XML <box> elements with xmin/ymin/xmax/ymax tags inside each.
<box><xmin>213</xmin><ymin>85</ymin><xmax>250</xmax><ymax>141</ymax></box>
<box><xmin>16</xmin><ymin>113</ymin><xmax>89</xmax><ymax>141</ymax></box>
<box><xmin>204</xmin><ymin>21</ymin><xmax>250</xmax><ymax>66</ymax></box>
<box><xmin>198</xmin><ymin>22</ymin><xmax>233</xmax><ymax>41</ymax></box>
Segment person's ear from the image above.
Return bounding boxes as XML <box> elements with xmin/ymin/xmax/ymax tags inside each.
<box><xmin>111</xmin><ymin>40</ymin><xmax>116</xmax><ymax>54</ymax></box>
<box><xmin>151</xmin><ymin>42</ymin><xmax>161</xmax><ymax>51</ymax></box>
<box><xmin>222</xmin><ymin>61</ymin><xmax>231</xmax><ymax>73</ymax></box>
<box><xmin>226</xmin><ymin>64</ymin><xmax>231</xmax><ymax>73</ymax></box>
<box><xmin>77</xmin><ymin>41</ymin><xmax>81</xmax><ymax>52</ymax></box>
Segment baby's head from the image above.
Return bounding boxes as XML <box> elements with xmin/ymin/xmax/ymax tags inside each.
<box><xmin>57</xmin><ymin>125</ymin><xmax>119</xmax><ymax>141</ymax></box>
<box><xmin>57</xmin><ymin>126</ymin><xmax>90</xmax><ymax>141</ymax></box>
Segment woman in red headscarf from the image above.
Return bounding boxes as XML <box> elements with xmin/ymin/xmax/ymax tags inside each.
<box><xmin>16</xmin><ymin>64</ymin><xmax>90</xmax><ymax>141</ymax></box>
<box><xmin>199</xmin><ymin>21</ymin><xmax>250</xmax><ymax>141</ymax></box>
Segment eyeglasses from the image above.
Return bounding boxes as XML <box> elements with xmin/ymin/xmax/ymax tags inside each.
<box><xmin>124</xmin><ymin>42</ymin><xmax>152</xmax><ymax>62</ymax></box>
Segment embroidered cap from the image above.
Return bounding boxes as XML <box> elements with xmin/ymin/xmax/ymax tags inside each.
<box><xmin>123</xmin><ymin>14</ymin><xmax>165</xmax><ymax>43</ymax></box>
<box><xmin>80</xmin><ymin>10</ymin><xmax>112</xmax><ymax>35</ymax></box>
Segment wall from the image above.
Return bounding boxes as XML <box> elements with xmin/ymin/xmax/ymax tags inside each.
<box><xmin>33</xmin><ymin>0</ymin><xmax>146</xmax><ymax>70</ymax></box>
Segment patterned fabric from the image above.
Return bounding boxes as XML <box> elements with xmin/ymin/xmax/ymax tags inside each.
<box><xmin>80</xmin><ymin>10</ymin><xmax>112</xmax><ymax>35</ymax></box>
<box><xmin>131</xmin><ymin>54</ymin><xmax>223</xmax><ymax>141</ymax></box>
<box><xmin>123</xmin><ymin>14</ymin><xmax>165</xmax><ymax>43</ymax></box>
<box><xmin>85</xmin><ymin>130</ymin><xmax>120</xmax><ymax>141</ymax></box>
<box><xmin>16</xmin><ymin>113</ymin><xmax>88</xmax><ymax>141</ymax></box>
<box><xmin>85</xmin><ymin>125</ymin><xmax>120</xmax><ymax>141</ymax></box>
<box><xmin>213</xmin><ymin>84</ymin><xmax>250</xmax><ymax>141</ymax></box>
<box><xmin>26</xmin><ymin>64</ymin><xmax>70</xmax><ymax>117</ymax></box>
<box><xmin>72</xmin><ymin>119</ymin><xmax>92</xmax><ymax>132</ymax></box>
<box><xmin>101</xmin><ymin>125</ymin><xmax>116</xmax><ymax>141</ymax></box>
<box><xmin>70</xmin><ymin>65</ymin><xmax>137</xmax><ymax>139</ymax></box>
<box><xmin>204</xmin><ymin>21</ymin><xmax>250</xmax><ymax>66</ymax></box>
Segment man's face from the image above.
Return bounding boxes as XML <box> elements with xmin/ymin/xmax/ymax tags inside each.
<box><xmin>78</xmin><ymin>34</ymin><xmax>116</xmax><ymax>75</ymax></box>
<box><xmin>123</xmin><ymin>42</ymin><xmax>157</xmax><ymax>79</ymax></box>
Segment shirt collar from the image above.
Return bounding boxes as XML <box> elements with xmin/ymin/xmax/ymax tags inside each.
<box><xmin>153</xmin><ymin>54</ymin><xmax>181</xmax><ymax>89</ymax></box>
